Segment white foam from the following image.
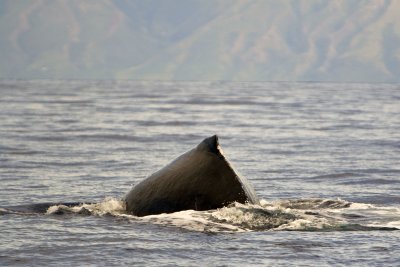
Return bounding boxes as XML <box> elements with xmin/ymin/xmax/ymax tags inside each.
<box><xmin>82</xmin><ymin>197</ymin><xmax>126</xmax><ymax>215</ymax></box>
<box><xmin>275</xmin><ymin>219</ymin><xmax>314</xmax><ymax>231</ymax></box>
<box><xmin>348</xmin><ymin>202</ymin><xmax>376</xmax><ymax>210</ymax></box>
<box><xmin>386</xmin><ymin>221</ymin><xmax>400</xmax><ymax>228</ymax></box>
<box><xmin>45</xmin><ymin>197</ymin><xmax>400</xmax><ymax>232</ymax></box>
<box><xmin>46</xmin><ymin>205</ymin><xmax>63</xmax><ymax>214</ymax></box>
<box><xmin>139</xmin><ymin>209</ymin><xmax>245</xmax><ymax>232</ymax></box>
<box><xmin>46</xmin><ymin>197</ymin><xmax>126</xmax><ymax>216</ymax></box>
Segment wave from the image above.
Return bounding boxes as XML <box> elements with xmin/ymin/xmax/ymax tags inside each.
<box><xmin>36</xmin><ymin>197</ymin><xmax>400</xmax><ymax>233</ymax></box>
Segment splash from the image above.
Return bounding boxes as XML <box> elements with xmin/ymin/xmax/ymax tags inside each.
<box><xmin>43</xmin><ymin>197</ymin><xmax>400</xmax><ymax>233</ymax></box>
<box><xmin>46</xmin><ymin>197</ymin><xmax>126</xmax><ymax>216</ymax></box>
<box><xmin>210</xmin><ymin>202</ymin><xmax>297</xmax><ymax>231</ymax></box>
<box><xmin>140</xmin><ymin>210</ymin><xmax>246</xmax><ymax>232</ymax></box>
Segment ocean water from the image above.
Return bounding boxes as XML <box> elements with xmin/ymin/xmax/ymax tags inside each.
<box><xmin>1</xmin><ymin>80</ymin><xmax>400</xmax><ymax>266</ymax></box>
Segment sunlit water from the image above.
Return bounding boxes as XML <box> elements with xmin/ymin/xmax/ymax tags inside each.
<box><xmin>1</xmin><ymin>80</ymin><xmax>400</xmax><ymax>266</ymax></box>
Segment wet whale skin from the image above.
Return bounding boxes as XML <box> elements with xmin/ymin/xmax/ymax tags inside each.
<box><xmin>124</xmin><ymin>135</ymin><xmax>259</xmax><ymax>216</ymax></box>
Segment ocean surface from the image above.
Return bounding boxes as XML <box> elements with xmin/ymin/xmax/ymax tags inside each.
<box><xmin>1</xmin><ymin>80</ymin><xmax>400</xmax><ymax>266</ymax></box>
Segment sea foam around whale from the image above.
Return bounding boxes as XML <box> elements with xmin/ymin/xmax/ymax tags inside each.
<box><xmin>44</xmin><ymin>197</ymin><xmax>400</xmax><ymax>233</ymax></box>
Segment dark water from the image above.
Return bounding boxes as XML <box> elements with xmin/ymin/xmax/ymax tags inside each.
<box><xmin>1</xmin><ymin>80</ymin><xmax>400</xmax><ymax>266</ymax></box>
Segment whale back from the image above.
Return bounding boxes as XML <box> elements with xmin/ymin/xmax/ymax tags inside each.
<box><xmin>124</xmin><ymin>135</ymin><xmax>259</xmax><ymax>216</ymax></box>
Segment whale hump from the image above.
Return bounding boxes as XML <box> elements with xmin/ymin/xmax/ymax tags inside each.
<box><xmin>124</xmin><ymin>135</ymin><xmax>259</xmax><ymax>216</ymax></box>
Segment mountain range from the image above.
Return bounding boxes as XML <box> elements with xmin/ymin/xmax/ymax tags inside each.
<box><xmin>1</xmin><ymin>0</ymin><xmax>399</xmax><ymax>82</ymax></box>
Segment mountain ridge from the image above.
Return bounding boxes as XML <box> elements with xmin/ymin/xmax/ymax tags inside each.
<box><xmin>1</xmin><ymin>0</ymin><xmax>399</xmax><ymax>82</ymax></box>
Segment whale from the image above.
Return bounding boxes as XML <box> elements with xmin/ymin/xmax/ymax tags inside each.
<box><xmin>124</xmin><ymin>135</ymin><xmax>259</xmax><ymax>216</ymax></box>
<box><xmin>1</xmin><ymin>135</ymin><xmax>259</xmax><ymax>217</ymax></box>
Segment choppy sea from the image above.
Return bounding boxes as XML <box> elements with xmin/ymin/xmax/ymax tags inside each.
<box><xmin>1</xmin><ymin>80</ymin><xmax>400</xmax><ymax>266</ymax></box>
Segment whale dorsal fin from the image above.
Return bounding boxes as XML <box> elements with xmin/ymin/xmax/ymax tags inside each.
<box><xmin>201</xmin><ymin>134</ymin><xmax>219</xmax><ymax>154</ymax></box>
